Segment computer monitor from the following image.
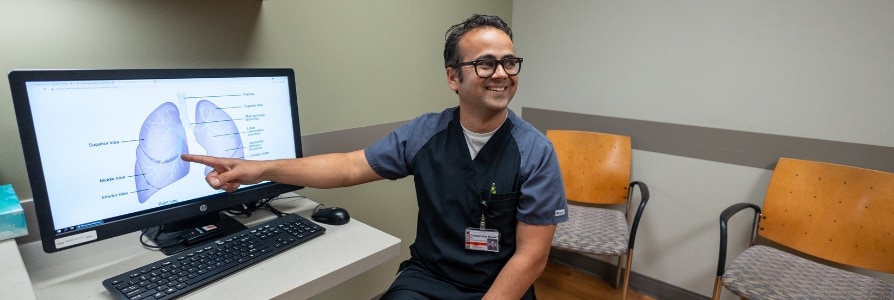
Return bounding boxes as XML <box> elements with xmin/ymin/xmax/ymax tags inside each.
<box><xmin>9</xmin><ymin>68</ymin><xmax>304</xmax><ymax>254</ymax></box>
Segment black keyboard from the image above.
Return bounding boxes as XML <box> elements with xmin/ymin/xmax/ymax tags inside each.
<box><xmin>102</xmin><ymin>213</ymin><xmax>325</xmax><ymax>300</ymax></box>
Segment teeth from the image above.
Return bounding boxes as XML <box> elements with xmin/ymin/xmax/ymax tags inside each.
<box><xmin>488</xmin><ymin>87</ymin><xmax>506</xmax><ymax>92</ymax></box>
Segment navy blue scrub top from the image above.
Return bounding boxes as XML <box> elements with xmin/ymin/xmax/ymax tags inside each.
<box><xmin>366</xmin><ymin>107</ymin><xmax>568</xmax><ymax>290</ymax></box>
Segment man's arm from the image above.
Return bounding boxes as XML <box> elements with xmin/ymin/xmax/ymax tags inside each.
<box><xmin>262</xmin><ymin>150</ymin><xmax>383</xmax><ymax>188</ymax></box>
<box><xmin>181</xmin><ymin>149</ymin><xmax>382</xmax><ymax>192</ymax></box>
<box><xmin>483</xmin><ymin>222</ymin><xmax>556</xmax><ymax>300</ymax></box>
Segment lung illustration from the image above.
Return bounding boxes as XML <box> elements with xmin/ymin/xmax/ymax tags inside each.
<box><xmin>134</xmin><ymin>102</ymin><xmax>190</xmax><ymax>203</ymax></box>
<box><xmin>193</xmin><ymin>100</ymin><xmax>244</xmax><ymax>175</ymax></box>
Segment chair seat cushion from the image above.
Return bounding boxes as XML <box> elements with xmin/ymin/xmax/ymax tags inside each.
<box><xmin>551</xmin><ymin>205</ymin><xmax>629</xmax><ymax>256</ymax></box>
<box><xmin>723</xmin><ymin>245</ymin><xmax>894</xmax><ymax>300</ymax></box>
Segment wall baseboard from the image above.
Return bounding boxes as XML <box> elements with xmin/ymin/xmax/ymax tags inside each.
<box><xmin>549</xmin><ymin>249</ymin><xmax>709</xmax><ymax>300</ymax></box>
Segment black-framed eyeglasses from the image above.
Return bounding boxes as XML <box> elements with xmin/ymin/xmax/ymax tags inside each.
<box><xmin>455</xmin><ymin>57</ymin><xmax>523</xmax><ymax>78</ymax></box>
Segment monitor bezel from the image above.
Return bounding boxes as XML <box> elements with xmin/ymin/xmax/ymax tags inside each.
<box><xmin>9</xmin><ymin>68</ymin><xmax>304</xmax><ymax>253</ymax></box>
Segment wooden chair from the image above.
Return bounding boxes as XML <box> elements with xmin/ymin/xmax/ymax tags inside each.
<box><xmin>546</xmin><ymin>130</ymin><xmax>650</xmax><ymax>300</ymax></box>
<box><xmin>713</xmin><ymin>157</ymin><xmax>894</xmax><ymax>299</ymax></box>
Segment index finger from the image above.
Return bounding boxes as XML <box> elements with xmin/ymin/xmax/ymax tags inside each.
<box><xmin>181</xmin><ymin>154</ymin><xmax>223</xmax><ymax>168</ymax></box>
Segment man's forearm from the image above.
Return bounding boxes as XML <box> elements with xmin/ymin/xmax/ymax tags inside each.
<box><xmin>483</xmin><ymin>254</ymin><xmax>548</xmax><ymax>299</ymax></box>
<box><xmin>483</xmin><ymin>223</ymin><xmax>556</xmax><ymax>299</ymax></box>
<box><xmin>265</xmin><ymin>150</ymin><xmax>381</xmax><ymax>188</ymax></box>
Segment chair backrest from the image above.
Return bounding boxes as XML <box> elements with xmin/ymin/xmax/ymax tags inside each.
<box><xmin>759</xmin><ymin>157</ymin><xmax>894</xmax><ymax>273</ymax></box>
<box><xmin>545</xmin><ymin>130</ymin><xmax>631</xmax><ymax>205</ymax></box>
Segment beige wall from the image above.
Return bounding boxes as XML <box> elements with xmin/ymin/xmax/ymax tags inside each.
<box><xmin>0</xmin><ymin>1</ymin><xmax>513</xmax><ymax>299</ymax></box>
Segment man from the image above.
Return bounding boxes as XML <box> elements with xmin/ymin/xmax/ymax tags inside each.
<box><xmin>181</xmin><ymin>14</ymin><xmax>567</xmax><ymax>300</ymax></box>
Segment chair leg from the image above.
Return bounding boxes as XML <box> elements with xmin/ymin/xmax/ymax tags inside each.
<box><xmin>711</xmin><ymin>276</ymin><xmax>723</xmax><ymax>300</ymax></box>
<box><xmin>614</xmin><ymin>255</ymin><xmax>623</xmax><ymax>288</ymax></box>
<box><xmin>620</xmin><ymin>249</ymin><xmax>633</xmax><ymax>300</ymax></box>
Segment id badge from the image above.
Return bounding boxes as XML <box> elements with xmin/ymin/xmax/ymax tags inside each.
<box><xmin>465</xmin><ymin>228</ymin><xmax>500</xmax><ymax>252</ymax></box>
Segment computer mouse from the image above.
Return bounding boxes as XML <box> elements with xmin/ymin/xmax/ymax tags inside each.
<box><xmin>311</xmin><ymin>206</ymin><xmax>351</xmax><ymax>225</ymax></box>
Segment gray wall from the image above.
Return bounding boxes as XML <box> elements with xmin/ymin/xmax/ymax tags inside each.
<box><xmin>0</xmin><ymin>1</ymin><xmax>512</xmax><ymax>299</ymax></box>
<box><xmin>512</xmin><ymin>1</ymin><xmax>893</xmax><ymax>299</ymax></box>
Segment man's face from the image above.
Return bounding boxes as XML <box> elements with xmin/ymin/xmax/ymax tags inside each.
<box><xmin>448</xmin><ymin>27</ymin><xmax>518</xmax><ymax>114</ymax></box>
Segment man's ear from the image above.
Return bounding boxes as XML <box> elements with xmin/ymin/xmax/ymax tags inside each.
<box><xmin>446</xmin><ymin>67</ymin><xmax>459</xmax><ymax>92</ymax></box>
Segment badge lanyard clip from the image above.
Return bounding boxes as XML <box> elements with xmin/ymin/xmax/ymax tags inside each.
<box><xmin>479</xmin><ymin>182</ymin><xmax>495</xmax><ymax>230</ymax></box>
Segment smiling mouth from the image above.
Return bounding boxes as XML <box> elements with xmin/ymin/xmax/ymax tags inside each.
<box><xmin>487</xmin><ymin>87</ymin><xmax>507</xmax><ymax>92</ymax></box>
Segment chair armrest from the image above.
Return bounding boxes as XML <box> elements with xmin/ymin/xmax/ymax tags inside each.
<box><xmin>716</xmin><ymin>203</ymin><xmax>761</xmax><ymax>277</ymax></box>
<box><xmin>627</xmin><ymin>181</ymin><xmax>650</xmax><ymax>249</ymax></box>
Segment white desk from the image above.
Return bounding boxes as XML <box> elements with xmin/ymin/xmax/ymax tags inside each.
<box><xmin>0</xmin><ymin>238</ymin><xmax>36</xmax><ymax>300</ymax></box>
<box><xmin>12</xmin><ymin>195</ymin><xmax>401</xmax><ymax>299</ymax></box>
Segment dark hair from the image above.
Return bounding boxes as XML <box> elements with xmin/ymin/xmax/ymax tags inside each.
<box><xmin>444</xmin><ymin>14</ymin><xmax>513</xmax><ymax>71</ymax></box>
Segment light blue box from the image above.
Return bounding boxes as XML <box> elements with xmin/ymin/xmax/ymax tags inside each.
<box><xmin>0</xmin><ymin>184</ymin><xmax>28</xmax><ymax>240</ymax></box>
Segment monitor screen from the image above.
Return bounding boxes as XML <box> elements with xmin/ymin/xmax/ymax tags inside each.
<box><xmin>9</xmin><ymin>68</ymin><xmax>304</xmax><ymax>254</ymax></box>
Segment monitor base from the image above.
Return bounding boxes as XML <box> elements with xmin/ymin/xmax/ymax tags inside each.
<box><xmin>146</xmin><ymin>212</ymin><xmax>248</xmax><ymax>255</ymax></box>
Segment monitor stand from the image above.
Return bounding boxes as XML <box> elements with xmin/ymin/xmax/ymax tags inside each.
<box><xmin>147</xmin><ymin>211</ymin><xmax>248</xmax><ymax>255</ymax></box>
